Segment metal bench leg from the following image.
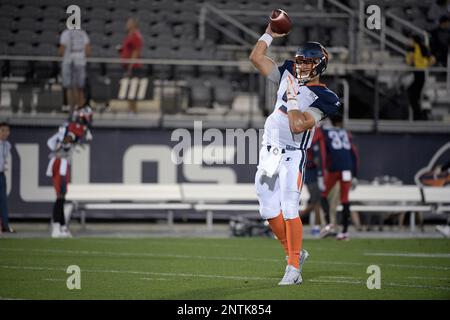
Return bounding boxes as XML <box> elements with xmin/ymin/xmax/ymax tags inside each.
<box><xmin>168</xmin><ymin>210</ymin><xmax>174</xmax><ymax>230</ymax></box>
<box><xmin>206</xmin><ymin>210</ymin><xmax>213</xmax><ymax>231</ymax></box>
<box><xmin>410</xmin><ymin>211</ymin><xmax>416</xmax><ymax>233</ymax></box>
<box><xmin>81</xmin><ymin>210</ymin><xmax>86</xmax><ymax>230</ymax></box>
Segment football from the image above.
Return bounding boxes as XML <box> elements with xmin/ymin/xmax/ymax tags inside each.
<box><xmin>269</xmin><ymin>9</ymin><xmax>292</xmax><ymax>34</ymax></box>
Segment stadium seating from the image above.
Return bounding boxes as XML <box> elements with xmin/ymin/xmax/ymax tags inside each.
<box><xmin>0</xmin><ymin>0</ymin><xmax>447</xmax><ymax>119</ymax></box>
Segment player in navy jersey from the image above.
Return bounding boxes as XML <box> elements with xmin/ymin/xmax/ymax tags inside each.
<box><xmin>318</xmin><ymin>113</ymin><xmax>359</xmax><ymax>240</ymax></box>
<box><xmin>250</xmin><ymin>24</ymin><xmax>341</xmax><ymax>285</ymax></box>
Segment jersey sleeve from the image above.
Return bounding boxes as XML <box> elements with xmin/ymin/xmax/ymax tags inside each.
<box><xmin>47</xmin><ymin>133</ymin><xmax>60</xmax><ymax>151</ymax></box>
<box><xmin>308</xmin><ymin>86</ymin><xmax>341</xmax><ymax>118</ymax></box>
<box><xmin>132</xmin><ymin>32</ymin><xmax>143</xmax><ymax>50</ymax></box>
<box><xmin>266</xmin><ymin>64</ymin><xmax>281</xmax><ymax>84</ymax></box>
<box><xmin>83</xmin><ymin>30</ymin><xmax>90</xmax><ymax>45</ymax></box>
<box><xmin>305</xmin><ymin>107</ymin><xmax>324</xmax><ymax>124</ymax></box>
<box><xmin>59</xmin><ymin>30</ymin><xmax>69</xmax><ymax>46</ymax></box>
<box><xmin>267</xmin><ymin>59</ymin><xmax>294</xmax><ymax>84</ymax></box>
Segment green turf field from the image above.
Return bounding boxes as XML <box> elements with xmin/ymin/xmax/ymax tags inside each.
<box><xmin>0</xmin><ymin>237</ymin><xmax>449</xmax><ymax>299</ymax></box>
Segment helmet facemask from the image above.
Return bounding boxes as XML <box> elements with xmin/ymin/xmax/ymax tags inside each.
<box><xmin>294</xmin><ymin>56</ymin><xmax>321</xmax><ymax>84</ymax></box>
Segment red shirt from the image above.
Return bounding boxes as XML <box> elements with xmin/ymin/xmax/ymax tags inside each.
<box><xmin>120</xmin><ymin>30</ymin><xmax>143</xmax><ymax>69</ymax></box>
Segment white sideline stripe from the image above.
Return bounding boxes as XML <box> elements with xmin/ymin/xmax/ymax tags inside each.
<box><xmin>0</xmin><ymin>296</ymin><xmax>24</xmax><ymax>300</ymax></box>
<box><xmin>78</xmin><ymin>239</ymin><xmax>257</xmax><ymax>249</ymax></box>
<box><xmin>309</xmin><ymin>279</ymin><xmax>450</xmax><ymax>291</ymax></box>
<box><xmin>385</xmin><ymin>282</ymin><xmax>450</xmax><ymax>291</ymax></box>
<box><xmin>364</xmin><ymin>252</ymin><xmax>450</xmax><ymax>258</ymax></box>
<box><xmin>312</xmin><ymin>260</ymin><xmax>450</xmax><ymax>271</ymax></box>
<box><xmin>0</xmin><ymin>265</ymin><xmax>278</xmax><ymax>282</ymax></box>
<box><xmin>2</xmin><ymin>247</ymin><xmax>450</xmax><ymax>271</ymax></box>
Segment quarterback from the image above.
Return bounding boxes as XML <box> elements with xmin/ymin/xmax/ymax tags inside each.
<box><xmin>250</xmin><ymin>24</ymin><xmax>341</xmax><ymax>285</ymax></box>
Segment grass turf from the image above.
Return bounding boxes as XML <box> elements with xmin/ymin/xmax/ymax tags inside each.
<box><xmin>0</xmin><ymin>237</ymin><xmax>449</xmax><ymax>300</ymax></box>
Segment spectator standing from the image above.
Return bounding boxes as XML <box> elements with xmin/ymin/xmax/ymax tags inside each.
<box><xmin>0</xmin><ymin>122</ymin><xmax>14</xmax><ymax>233</ymax></box>
<box><xmin>430</xmin><ymin>15</ymin><xmax>450</xmax><ymax>67</ymax></box>
<box><xmin>427</xmin><ymin>0</ymin><xmax>449</xmax><ymax>28</ymax></box>
<box><xmin>59</xmin><ymin>28</ymin><xmax>91</xmax><ymax>112</ymax></box>
<box><xmin>119</xmin><ymin>18</ymin><xmax>144</xmax><ymax>115</ymax></box>
<box><xmin>405</xmin><ymin>35</ymin><xmax>436</xmax><ymax>120</ymax></box>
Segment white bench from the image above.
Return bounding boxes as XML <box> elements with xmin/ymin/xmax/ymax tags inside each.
<box><xmin>181</xmin><ymin>183</ymin><xmax>310</xmax><ymax>230</ymax></box>
<box><xmin>422</xmin><ymin>187</ymin><xmax>450</xmax><ymax>215</ymax></box>
<box><xmin>66</xmin><ymin>183</ymin><xmax>449</xmax><ymax>232</ymax></box>
<box><xmin>66</xmin><ymin>184</ymin><xmax>191</xmax><ymax>228</ymax></box>
<box><xmin>183</xmin><ymin>184</ymin><xmax>447</xmax><ymax>232</ymax></box>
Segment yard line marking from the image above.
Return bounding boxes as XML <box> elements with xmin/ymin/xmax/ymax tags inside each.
<box><xmin>0</xmin><ymin>265</ymin><xmax>279</xmax><ymax>282</ymax></box>
<box><xmin>407</xmin><ymin>276</ymin><xmax>450</xmax><ymax>281</ymax></box>
<box><xmin>0</xmin><ymin>297</ymin><xmax>24</xmax><ymax>300</ymax></box>
<box><xmin>310</xmin><ymin>279</ymin><xmax>364</xmax><ymax>285</ymax></box>
<box><xmin>2</xmin><ymin>247</ymin><xmax>450</xmax><ymax>271</ymax></box>
<box><xmin>42</xmin><ymin>278</ymin><xmax>65</xmax><ymax>282</ymax></box>
<box><xmin>0</xmin><ymin>247</ymin><xmax>280</xmax><ymax>263</ymax></box>
<box><xmin>309</xmin><ymin>279</ymin><xmax>450</xmax><ymax>291</ymax></box>
<box><xmin>364</xmin><ymin>252</ymin><xmax>450</xmax><ymax>258</ymax></box>
<box><xmin>140</xmin><ymin>277</ymin><xmax>171</xmax><ymax>281</ymax></box>
<box><xmin>318</xmin><ymin>276</ymin><xmax>359</xmax><ymax>280</ymax></box>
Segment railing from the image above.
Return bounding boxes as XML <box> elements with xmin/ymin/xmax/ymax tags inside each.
<box><xmin>0</xmin><ymin>55</ymin><xmax>448</xmax><ymax>132</ymax></box>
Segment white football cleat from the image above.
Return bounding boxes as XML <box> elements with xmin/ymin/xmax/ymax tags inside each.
<box><xmin>51</xmin><ymin>223</ymin><xmax>63</xmax><ymax>238</ymax></box>
<box><xmin>320</xmin><ymin>224</ymin><xmax>336</xmax><ymax>238</ymax></box>
<box><xmin>278</xmin><ymin>265</ymin><xmax>302</xmax><ymax>285</ymax></box>
<box><xmin>60</xmin><ymin>225</ymin><xmax>73</xmax><ymax>238</ymax></box>
<box><xmin>299</xmin><ymin>249</ymin><xmax>309</xmax><ymax>274</ymax></box>
<box><xmin>336</xmin><ymin>232</ymin><xmax>350</xmax><ymax>241</ymax></box>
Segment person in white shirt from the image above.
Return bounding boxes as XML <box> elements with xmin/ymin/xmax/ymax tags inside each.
<box><xmin>59</xmin><ymin>28</ymin><xmax>91</xmax><ymax>112</ymax></box>
<box><xmin>0</xmin><ymin>122</ymin><xmax>14</xmax><ymax>233</ymax></box>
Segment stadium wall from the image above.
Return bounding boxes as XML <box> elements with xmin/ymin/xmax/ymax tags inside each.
<box><xmin>7</xmin><ymin>126</ymin><xmax>450</xmax><ymax>216</ymax></box>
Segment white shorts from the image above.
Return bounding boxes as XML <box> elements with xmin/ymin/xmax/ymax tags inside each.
<box><xmin>255</xmin><ymin>145</ymin><xmax>307</xmax><ymax>220</ymax></box>
<box><xmin>62</xmin><ymin>62</ymin><xmax>86</xmax><ymax>89</ymax></box>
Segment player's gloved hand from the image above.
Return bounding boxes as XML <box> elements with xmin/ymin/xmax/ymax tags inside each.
<box><xmin>85</xmin><ymin>129</ymin><xmax>93</xmax><ymax>142</ymax></box>
<box><xmin>317</xmin><ymin>176</ymin><xmax>325</xmax><ymax>192</ymax></box>
<box><xmin>286</xmin><ymin>74</ymin><xmax>300</xmax><ymax>111</ymax></box>
<box><xmin>351</xmin><ymin>177</ymin><xmax>358</xmax><ymax>190</ymax></box>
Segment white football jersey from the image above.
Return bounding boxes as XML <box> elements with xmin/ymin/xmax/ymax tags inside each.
<box><xmin>262</xmin><ymin>60</ymin><xmax>341</xmax><ymax>150</ymax></box>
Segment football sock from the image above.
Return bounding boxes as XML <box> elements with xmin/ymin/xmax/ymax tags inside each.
<box><xmin>342</xmin><ymin>203</ymin><xmax>350</xmax><ymax>233</ymax></box>
<box><xmin>320</xmin><ymin>196</ymin><xmax>330</xmax><ymax>224</ymax></box>
<box><xmin>286</xmin><ymin>216</ymin><xmax>303</xmax><ymax>269</ymax></box>
<box><xmin>53</xmin><ymin>198</ymin><xmax>65</xmax><ymax>225</ymax></box>
<box><xmin>267</xmin><ymin>212</ymin><xmax>289</xmax><ymax>256</ymax></box>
